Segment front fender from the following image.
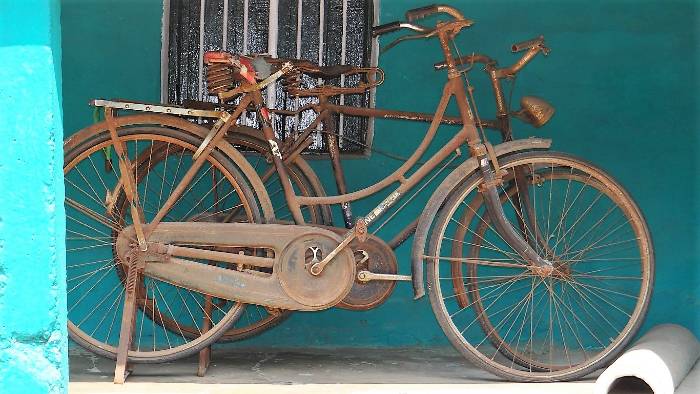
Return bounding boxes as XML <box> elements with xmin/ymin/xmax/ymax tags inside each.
<box><xmin>410</xmin><ymin>138</ymin><xmax>552</xmax><ymax>299</ymax></box>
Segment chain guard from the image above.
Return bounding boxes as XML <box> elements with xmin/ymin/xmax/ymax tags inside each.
<box><xmin>117</xmin><ymin>222</ymin><xmax>356</xmax><ymax>311</ymax></box>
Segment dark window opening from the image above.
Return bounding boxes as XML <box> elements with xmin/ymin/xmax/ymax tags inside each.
<box><xmin>163</xmin><ymin>0</ymin><xmax>377</xmax><ymax>155</ymax></box>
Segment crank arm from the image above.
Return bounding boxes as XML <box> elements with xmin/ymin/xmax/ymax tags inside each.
<box><xmin>357</xmin><ymin>271</ymin><xmax>411</xmax><ymax>283</ymax></box>
<box><xmin>311</xmin><ymin>216</ymin><xmax>370</xmax><ymax>275</ymax></box>
<box><xmin>310</xmin><ymin>228</ymin><xmax>356</xmax><ymax>275</ymax></box>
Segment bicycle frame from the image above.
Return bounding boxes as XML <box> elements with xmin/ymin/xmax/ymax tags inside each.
<box><xmin>98</xmin><ymin>19</ymin><xmax>553</xmax><ymax>290</ymax></box>
<box><xmin>267</xmin><ymin>77</ymin><xmax>473</xmax><ymax>216</ymax></box>
<box><xmin>235</xmin><ymin>44</ymin><xmax>548</xmax><ymax>243</ymax></box>
<box><xmin>245</xmin><ymin>19</ymin><xmax>553</xmax><ymax>279</ymax></box>
<box><xmin>91</xmin><ymin>13</ymin><xmax>556</xmax><ymax>288</ymax></box>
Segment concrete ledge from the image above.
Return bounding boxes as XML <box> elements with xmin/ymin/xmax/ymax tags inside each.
<box><xmin>69</xmin><ymin>347</ymin><xmax>597</xmax><ymax>393</ymax></box>
<box><xmin>70</xmin><ymin>382</ymin><xmax>595</xmax><ymax>394</ymax></box>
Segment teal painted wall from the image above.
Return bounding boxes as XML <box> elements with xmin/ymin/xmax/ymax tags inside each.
<box><xmin>0</xmin><ymin>0</ymin><xmax>67</xmax><ymax>392</ymax></box>
<box><xmin>61</xmin><ymin>0</ymin><xmax>163</xmax><ymax>135</ymax></box>
<box><xmin>61</xmin><ymin>0</ymin><xmax>698</xmax><ymax>349</ymax></box>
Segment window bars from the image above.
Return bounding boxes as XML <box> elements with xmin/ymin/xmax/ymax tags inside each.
<box><xmin>162</xmin><ymin>0</ymin><xmax>378</xmax><ymax>154</ymax></box>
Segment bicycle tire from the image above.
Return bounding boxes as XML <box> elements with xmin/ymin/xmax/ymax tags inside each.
<box><xmin>427</xmin><ymin>151</ymin><xmax>654</xmax><ymax>381</ymax></box>
<box><xmin>64</xmin><ymin>121</ymin><xmax>262</xmax><ymax>363</ymax></box>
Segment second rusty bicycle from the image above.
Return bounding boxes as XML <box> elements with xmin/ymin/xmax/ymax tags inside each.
<box><xmin>63</xmin><ymin>4</ymin><xmax>654</xmax><ymax>383</ymax></box>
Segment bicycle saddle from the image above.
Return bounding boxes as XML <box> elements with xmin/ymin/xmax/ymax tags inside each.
<box><xmin>203</xmin><ymin>51</ymin><xmax>383</xmax><ymax>99</ymax></box>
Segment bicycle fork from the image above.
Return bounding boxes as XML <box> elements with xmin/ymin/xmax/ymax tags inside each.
<box><xmin>442</xmin><ymin>35</ymin><xmax>554</xmax><ymax>273</ymax></box>
<box><xmin>476</xmin><ymin>151</ymin><xmax>553</xmax><ymax>272</ymax></box>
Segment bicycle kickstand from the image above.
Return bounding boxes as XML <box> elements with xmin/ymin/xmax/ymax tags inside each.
<box><xmin>114</xmin><ymin>254</ymin><xmax>141</xmax><ymax>384</ymax></box>
<box><xmin>196</xmin><ymin>295</ymin><xmax>215</xmax><ymax>377</ymax></box>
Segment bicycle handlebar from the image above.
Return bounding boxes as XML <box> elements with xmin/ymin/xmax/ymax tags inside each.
<box><xmin>511</xmin><ymin>35</ymin><xmax>545</xmax><ymax>53</ymax></box>
<box><xmin>372</xmin><ymin>21</ymin><xmax>433</xmax><ymax>37</ymax></box>
<box><xmin>405</xmin><ymin>4</ymin><xmax>465</xmax><ymax>22</ymax></box>
<box><xmin>373</xmin><ymin>3</ymin><xmax>471</xmax><ymax>38</ymax></box>
<box><xmin>372</xmin><ymin>21</ymin><xmax>402</xmax><ymax>36</ymax></box>
<box><xmin>434</xmin><ymin>35</ymin><xmax>548</xmax><ymax>75</ymax></box>
<box><xmin>372</xmin><ymin>5</ymin><xmax>473</xmax><ymax>55</ymax></box>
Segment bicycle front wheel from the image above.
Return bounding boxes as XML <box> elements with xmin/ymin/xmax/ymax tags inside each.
<box><xmin>64</xmin><ymin>120</ymin><xmax>262</xmax><ymax>363</ymax></box>
<box><xmin>427</xmin><ymin>151</ymin><xmax>654</xmax><ymax>381</ymax></box>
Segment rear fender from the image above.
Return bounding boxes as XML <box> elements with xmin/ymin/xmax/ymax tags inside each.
<box><xmin>64</xmin><ymin>114</ymin><xmax>275</xmax><ymax>222</ymax></box>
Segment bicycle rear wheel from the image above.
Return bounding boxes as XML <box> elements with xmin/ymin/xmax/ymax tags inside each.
<box><xmin>64</xmin><ymin>121</ymin><xmax>261</xmax><ymax>362</ymax></box>
<box><xmin>427</xmin><ymin>151</ymin><xmax>654</xmax><ymax>381</ymax></box>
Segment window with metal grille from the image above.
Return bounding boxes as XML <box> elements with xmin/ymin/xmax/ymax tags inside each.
<box><xmin>161</xmin><ymin>0</ymin><xmax>378</xmax><ymax>154</ymax></box>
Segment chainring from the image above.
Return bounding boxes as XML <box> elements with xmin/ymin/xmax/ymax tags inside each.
<box><xmin>277</xmin><ymin>231</ymin><xmax>355</xmax><ymax>308</ymax></box>
<box><xmin>337</xmin><ymin>234</ymin><xmax>398</xmax><ymax>311</ymax></box>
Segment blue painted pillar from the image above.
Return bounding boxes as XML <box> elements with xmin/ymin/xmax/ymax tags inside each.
<box><xmin>0</xmin><ymin>1</ymin><xmax>67</xmax><ymax>393</ymax></box>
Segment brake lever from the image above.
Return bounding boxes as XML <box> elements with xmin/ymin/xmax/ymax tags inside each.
<box><xmin>380</xmin><ymin>32</ymin><xmax>433</xmax><ymax>54</ymax></box>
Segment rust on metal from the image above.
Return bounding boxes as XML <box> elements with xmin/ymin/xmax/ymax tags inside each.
<box><xmin>337</xmin><ymin>236</ymin><xmax>399</xmax><ymax>311</ymax></box>
<box><xmin>515</xmin><ymin>96</ymin><xmax>555</xmax><ymax>127</ymax></box>
<box><xmin>103</xmin><ymin>107</ymin><xmax>148</xmax><ymax>251</ymax></box>
<box><xmin>146</xmin><ymin>99</ymin><xmax>247</xmax><ymax>234</ymax></box>
<box><xmin>117</xmin><ymin>222</ymin><xmax>355</xmax><ymax>311</ymax></box>
<box><xmin>92</xmin><ymin>99</ymin><xmax>225</xmax><ymax>118</ymax></box>
<box><xmin>113</xmin><ymin>254</ymin><xmax>141</xmax><ymax>384</ymax></box>
<box><xmin>355</xmin><ymin>217</ymin><xmax>368</xmax><ymax>243</ymax></box>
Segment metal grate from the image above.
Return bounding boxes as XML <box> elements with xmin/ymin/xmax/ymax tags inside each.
<box><xmin>162</xmin><ymin>0</ymin><xmax>378</xmax><ymax>154</ymax></box>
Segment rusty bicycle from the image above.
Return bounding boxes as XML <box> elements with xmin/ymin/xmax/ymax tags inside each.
<box><xmin>64</xmin><ymin>4</ymin><xmax>654</xmax><ymax>383</ymax></box>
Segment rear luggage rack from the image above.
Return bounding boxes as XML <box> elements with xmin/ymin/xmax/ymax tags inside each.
<box><xmin>90</xmin><ymin>99</ymin><xmax>226</xmax><ymax>118</ymax></box>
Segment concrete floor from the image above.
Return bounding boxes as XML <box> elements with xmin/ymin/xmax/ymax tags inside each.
<box><xmin>69</xmin><ymin>346</ymin><xmax>599</xmax><ymax>393</ymax></box>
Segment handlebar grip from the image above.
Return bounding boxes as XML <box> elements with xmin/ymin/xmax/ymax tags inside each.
<box><xmin>372</xmin><ymin>21</ymin><xmax>402</xmax><ymax>37</ymax></box>
<box><xmin>511</xmin><ymin>35</ymin><xmax>545</xmax><ymax>52</ymax></box>
<box><xmin>405</xmin><ymin>4</ymin><xmax>439</xmax><ymax>22</ymax></box>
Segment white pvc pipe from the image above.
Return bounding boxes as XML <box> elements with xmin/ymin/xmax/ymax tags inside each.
<box><xmin>676</xmin><ymin>362</ymin><xmax>700</xmax><ymax>394</ymax></box>
<box><xmin>160</xmin><ymin>0</ymin><xmax>171</xmax><ymax>103</ymax></box>
<box><xmin>595</xmin><ymin>324</ymin><xmax>700</xmax><ymax>394</ymax></box>
<box><xmin>242</xmin><ymin>0</ymin><xmax>249</xmax><ymax>54</ymax></box>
